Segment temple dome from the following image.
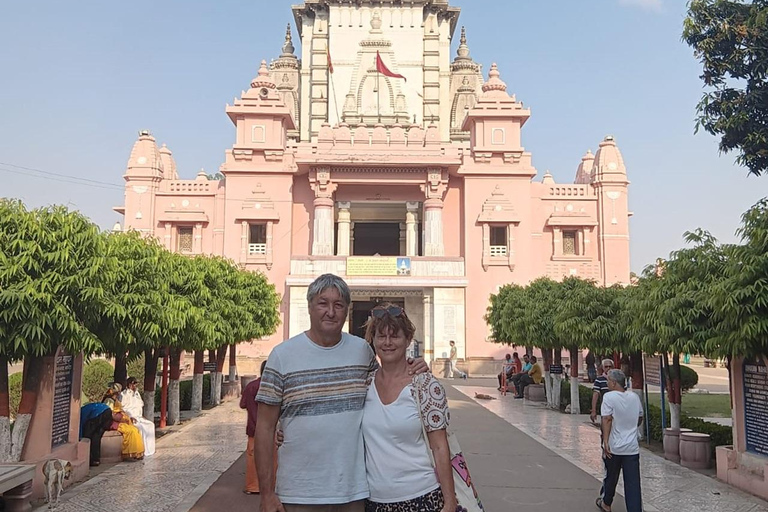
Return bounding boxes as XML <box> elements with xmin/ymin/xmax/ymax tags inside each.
<box><xmin>591</xmin><ymin>136</ymin><xmax>627</xmax><ymax>181</ymax></box>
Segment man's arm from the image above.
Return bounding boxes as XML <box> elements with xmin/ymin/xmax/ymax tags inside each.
<box><xmin>255</xmin><ymin>403</ymin><xmax>284</xmax><ymax>512</ymax></box>
<box><xmin>601</xmin><ymin>415</ymin><xmax>613</xmax><ymax>458</ymax></box>
<box><xmin>590</xmin><ymin>391</ymin><xmax>600</xmax><ymax>423</ymax></box>
<box><xmin>407</xmin><ymin>357</ymin><xmax>429</xmax><ymax>375</ymax></box>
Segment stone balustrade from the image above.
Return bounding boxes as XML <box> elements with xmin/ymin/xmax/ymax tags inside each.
<box><xmin>545</xmin><ymin>185</ymin><xmax>593</xmax><ymax>197</ymax></box>
<box><xmin>316</xmin><ymin>122</ymin><xmax>443</xmax><ymax>149</ymax></box>
<box><xmin>162</xmin><ymin>181</ymin><xmax>215</xmax><ymax>194</ymax></box>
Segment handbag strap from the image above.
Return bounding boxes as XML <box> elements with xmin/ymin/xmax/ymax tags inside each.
<box><xmin>410</xmin><ymin>374</ymin><xmax>437</xmax><ymax>466</ymax></box>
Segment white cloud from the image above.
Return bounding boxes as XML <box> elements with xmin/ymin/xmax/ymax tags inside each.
<box><xmin>618</xmin><ymin>0</ymin><xmax>663</xmax><ymax>12</ymax></box>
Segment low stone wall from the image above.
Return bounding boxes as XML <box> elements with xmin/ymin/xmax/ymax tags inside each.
<box><xmin>716</xmin><ymin>446</ymin><xmax>768</xmax><ymax>501</ymax></box>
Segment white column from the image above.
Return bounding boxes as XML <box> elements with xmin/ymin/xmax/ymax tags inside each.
<box><xmin>164</xmin><ymin>222</ymin><xmax>172</xmax><ymax>251</ymax></box>
<box><xmin>240</xmin><ymin>221</ymin><xmax>248</xmax><ymax>264</ymax></box>
<box><xmin>336</xmin><ymin>202</ymin><xmax>351</xmax><ymax>256</ymax></box>
<box><xmin>312</xmin><ymin>197</ymin><xmax>335</xmax><ymax>256</ymax></box>
<box><xmin>423</xmin><ymin>198</ymin><xmax>444</xmax><ymax>256</ymax></box>
<box><xmin>406</xmin><ymin>202</ymin><xmax>419</xmax><ymax>257</ymax></box>
<box><xmin>423</xmin><ymin>293</ymin><xmax>433</xmax><ymax>366</ymax></box>
<box><xmin>194</xmin><ymin>223</ymin><xmax>203</xmax><ymax>253</ymax></box>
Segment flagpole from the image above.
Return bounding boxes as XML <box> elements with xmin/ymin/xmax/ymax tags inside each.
<box><xmin>376</xmin><ymin>55</ymin><xmax>381</xmax><ymax>124</ymax></box>
<box><xmin>330</xmin><ymin>72</ymin><xmax>340</xmax><ymax>125</ymax></box>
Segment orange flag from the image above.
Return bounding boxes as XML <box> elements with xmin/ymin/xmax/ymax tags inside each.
<box><xmin>375</xmin><ymin>51</ymin><xmax>406</xmax><ymax>82</ymax></box>
<box><xmin>327</xmin><ymin>47</ymin><xmax>334</xmax><ymax>74</ymax></box>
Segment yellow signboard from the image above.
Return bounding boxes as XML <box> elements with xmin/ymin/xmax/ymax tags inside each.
<box><xmin>346</xmin><ymin>257</ymin><xmax>411</xmax><ymax>276</ymax></box>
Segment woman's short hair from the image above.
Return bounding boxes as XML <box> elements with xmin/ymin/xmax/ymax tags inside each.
<box><xmin>363</xmin><ymin>303</ymin><xmax>416</xmax><ymax>344</ymax></box>
<box><xmin>126</xmin><ymin>377</ymin><xmax>138</xmax><ymax>387</ymax></box>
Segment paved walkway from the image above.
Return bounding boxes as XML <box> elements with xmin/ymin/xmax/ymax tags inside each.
<box><xmin>455</xmin><ymin>384</ymin><xmax>768</xmax><ymax>512</ymax></box>
<box><xmin>35</xmin><ymin>400</ymin><xmax>246</xmax><ymax>512</ymax></box>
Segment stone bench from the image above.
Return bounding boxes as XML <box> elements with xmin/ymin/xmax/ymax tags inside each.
<box><xmin>524</xmin><ymin>384</ymin><xmax>546</xmax><ymax>402</ymax></box>
<box><xmin>100</xmin><ymin>431</ymin><xmax>123</xmax><ymax>464</ymax></box>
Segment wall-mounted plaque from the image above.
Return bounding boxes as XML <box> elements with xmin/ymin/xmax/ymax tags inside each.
<box><xmin>743</xmin><ymin>358</ymin><xmax>768</xmax><ymax>456</ymax></box>
<box><xmin>51</xmin><ymin>354</ymin><xmax>74</xmax><ymax>449</ymax></box>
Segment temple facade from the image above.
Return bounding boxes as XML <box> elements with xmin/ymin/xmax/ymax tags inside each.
<box><xmin>115</xmin><ymin>0</ymin><xmax>631</xmax><ymax>368</ymax></box>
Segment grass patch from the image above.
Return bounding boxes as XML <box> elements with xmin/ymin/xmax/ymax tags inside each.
<box><xmin>647</xmin><ymin>392</ymin><xmax>731</xmax><ymax>418</ymax></box>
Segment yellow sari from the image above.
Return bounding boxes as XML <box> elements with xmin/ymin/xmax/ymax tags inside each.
<box><xmin>105</xmin><ymin>397</ymin><xmax>145</xmax><ymax>459</ymax></box>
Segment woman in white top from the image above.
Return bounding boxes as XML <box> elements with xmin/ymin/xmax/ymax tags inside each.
<box><xmin>362</xmin><ymin>303</ymin><xmax>457</xmax><ymax>512</ymax></box>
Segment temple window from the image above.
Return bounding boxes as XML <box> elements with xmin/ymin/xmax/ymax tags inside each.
<box><xmin>177</xmin><ymin>226</ymin><xmax>193</xmax><ymax>254</ymax></box>
<box><xmin>562</xmin><ymin>230</ymin><xmax>577</xmax><ymax>256</ymax></box>
<box><xmin>249</xmin><ymin>223</ymin><xmax>267</xmax><ymax>255</ymax></box>
<box><xmin>490</xmin><ymin>226</ymin><xmax>508</xmax><ymax>256</ymax></box>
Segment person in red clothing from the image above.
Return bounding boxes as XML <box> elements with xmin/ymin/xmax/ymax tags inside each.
<box><xmin>241</xmin><ymin>360</ymin><xmax>269</xmax><ymax>495</ymax></box>
<box><xmin>497</xmin><ymin>352</ymin><xmax>523</xmax><ymax>390</ymax></box>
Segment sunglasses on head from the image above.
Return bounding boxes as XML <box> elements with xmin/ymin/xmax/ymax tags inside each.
<box><xmin>370</xmin><ymin>306</ymin><xmax>404</xmax><ymax>318</ymax></box>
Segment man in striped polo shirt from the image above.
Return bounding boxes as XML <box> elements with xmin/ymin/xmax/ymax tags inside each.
<box><xmin>255</xmin><ymin>274</ymin><xmax>427</xmax><ymax>512</ymax></box>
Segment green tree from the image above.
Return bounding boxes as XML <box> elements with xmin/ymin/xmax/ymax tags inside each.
<box><xmin>683</xmin><ymin>0</ymin><xmax>768</xmax><ymax>176</ymax></box>
<box><xmin>711</xmin><ymin>199</ymin><xmax>768</xmax><ymax>361</ymax></box>
<box><xmin>0</xmin><ymin>201</ymin><xmax>113</xmax><ymax>460</ymax></box>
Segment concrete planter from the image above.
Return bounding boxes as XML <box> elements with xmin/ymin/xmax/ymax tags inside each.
<box><xmin>663</xmin><ymin>427</ymin><xmax>693</xmax><ymax>463</ymax></box>
<box><xmin>680</xmin><ymin>432</ymin><xmax>712</xmax><ymax>469</ymax></box>
<box><xmin>221</xmin><ymin>380</ymin><xmax>240</xmax><ymax>401</ymax></box>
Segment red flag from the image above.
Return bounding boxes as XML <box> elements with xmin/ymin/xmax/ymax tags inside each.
<box><xmin>327</xmin><ymin>47</ymin><xmax>334</xmax><ymax>74</ymax></box>
<box><xmin>375</xmin><ymin>51</ymin><xmax>406</xmax><ymax>82</ymax></box>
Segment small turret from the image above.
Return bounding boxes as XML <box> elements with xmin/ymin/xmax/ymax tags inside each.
<box><xmin>159</xmin><ymin>144</ymin><xmax>179</xmax><ymax>180</ymax></box>
<box><xmin>449</xmin><ymin>27</ymin><xmax>483</xmax><ymax>141</ymax></box>
<box><xmin>574</xmin><ymin>150</ymin><xmax>595</xmax><ymax>184</ymax></box>
<box><xmin>591</xmin><ymin>136</ymin><xmax>627</xmax><ymax>183</ymax></box>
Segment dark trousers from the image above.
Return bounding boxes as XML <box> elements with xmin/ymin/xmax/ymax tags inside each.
<box><xmin>517</xmin><ymin>374</ymin><xmax>534</xmax><ymax>397</ymax></box>
<box><xmin>602</xmin><ymin>453</ymin><xmax>642</xmax><ymax>512</ymax></box>
<box><xmin>82</xmin><ymin>409</ymin><xmax>113</xmax><ymax>464</ymax></box>
<box><xmin>497</xmin><ymin>370</ymin><xmax>513</xmax><ymax>388</ymax></box>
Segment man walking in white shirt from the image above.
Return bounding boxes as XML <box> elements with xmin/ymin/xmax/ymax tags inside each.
<box><xmin>597</xmin><ymin>369</ymin><xmax>643</xmax><ymax>512</ymax></box>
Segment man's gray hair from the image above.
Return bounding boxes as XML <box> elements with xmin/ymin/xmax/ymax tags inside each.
<box><xmin>307</xmin><ymin>274</ymin><xmax>351</xmax><ymax>305</ymax></box>
<box><xmin>602</xmin><ymin>358</ymin><xmax>615</xmax><ymax>367</ymax></box>
<box><xmin>606</xmin><ymin>369</ymin><xmax>626</xmax><ymax>389</ymax></box>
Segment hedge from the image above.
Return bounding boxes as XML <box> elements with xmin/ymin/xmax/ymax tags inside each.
<box><xmin>154</xmin><ymin>374</ymin><xmax>212</xmax><ymax>412</ymax></box>
<box><xmin>559</xmin><ymin>379</ymin><xmax>593</xmax><ymax>413</ymax></box>
<box><xmin>82</xmin><ymin>359</ymin><xmax>114</xmax><ymax>403</ymax></box>
<box><xmin>9</xmin><ymin>373</ymin><xmax>22</xmax><ymax>419</ymax></box>
<box><xmin>645</xmin><ymin>403</ymin><xmax>732</xmax><ymax>458</ymax></box>
<box><xmin>679</xmin><ymin>365</ymin><xmax>699</xmax><ymax>392</ymax></box>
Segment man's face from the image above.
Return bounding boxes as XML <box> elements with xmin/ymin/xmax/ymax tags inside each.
<box><xmin>128</xmin><ymin>381</ymin><xmax>137</xmax><ymax>392</ymax></box>
<box><xmin>523</xmin><ymin>355</ymin><xmax>530</xmax><ymax>363</ymax></box>
<box><xmin>603</xmin><ymin>362</ymin><xmax>614</xmax><ymax>373</ymax></box>
<box><xmin>308</xmin><ymin>287</ymin><xmax>348</xmax><ymax>337</ymax></box>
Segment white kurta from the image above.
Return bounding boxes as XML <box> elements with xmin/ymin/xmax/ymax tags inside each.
<box><xmin>120</xmin><ymin>389</ymin><xmax>156</xmax><ymax>456</ymax></box>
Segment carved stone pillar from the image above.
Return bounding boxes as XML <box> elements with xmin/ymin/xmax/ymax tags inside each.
<box><xmin>312</xmin><ymin>197</ymin><xmax>335</xmax><ymax>256</ymax></box>
<box><xmin>337</xmin><ymin>202</ymin><xmax>351</xmax><ymax>256</ymax></box>
<box><xmin>240</xmin><ymin>221</ymin><xmax>248</xmax><ymax>264</ymax></box>
<box><xmin>420</xmin><ymin>169</ymin><xmax>447</xmax><ymax>257</ymax></box>
<box><xmin>194</xmin><ymin>223</ymin><xmax>203</xmax><ymax>253</ymax></box>
<box><xmin>423</xmin><ymin>198</ymin><xmax>444</xmax><ymax>256</ymax></box>
<box><xmin>423</xmin><ymin>293</ymin><xmax>433</xmax><ymax>365</ymax></box>
<box><xmin>406</xmin><ymin>202</ymin><xmax>419</xmax><ymax>257</ymax></box>
<box><xmin>310</xmin><ymin>167</ymin><xmax>337</xmax><ymax>256</ymax></box>
<box><xmin>164</xmin><ymin>222</ymin><xmax>172</xmax><ymax>251</ymax></box>
<box><xmin>553</xmin><ymin>227</ymin><xmax>562</xmax><ymax>256</ymax></box>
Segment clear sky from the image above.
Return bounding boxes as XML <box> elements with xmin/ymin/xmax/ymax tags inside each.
<box><xmin>0</xmin><ymin>0</ymin><xmax>765</xmax><ymax>273</ymax></box>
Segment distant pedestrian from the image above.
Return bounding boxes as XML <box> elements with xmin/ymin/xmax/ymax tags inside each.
<box><xmin>448</xmin><ymin>340</ymin><xmax>468</xmax><ymax>379</ymax></box>
<box><xmin>590</xmin><ymin>359</ymin><xmax>615</xmax><ymax>423</ymax></box>
<box><xmin>241</xmin><ymin>360</ymin><xmax>269</xmax><ymax>495</ymax></box>
<box><xmin>596</xmin><ymin>369</ymin><xmax>643</xmax><ymax>512</ymax></box>
<box><xmin>586</xmin><ymin>351</ymin><xmax>597</xmax><ymax>383</ymax></box>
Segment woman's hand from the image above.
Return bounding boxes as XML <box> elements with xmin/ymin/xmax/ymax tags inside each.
<box><xmin>439</xmin><ymin>497</ymin><xmax>459</xmax><ymax>512</ymax></box>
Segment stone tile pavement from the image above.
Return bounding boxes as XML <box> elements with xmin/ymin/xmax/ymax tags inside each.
<box><xmin>455</xmin><ymin>384</ymin><xmax>768</xmax><ymax>512</ymax></box>
<box><xmin>35</xmin><ymin>400</ymin><xmax>246</xmax><ymax>512</ymax></box>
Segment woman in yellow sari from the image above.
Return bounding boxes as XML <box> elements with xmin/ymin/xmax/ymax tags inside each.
<box><xmin>102</xmin><ymin>383</ymin><xmax>145</xmax><ymax>461</ymax></box>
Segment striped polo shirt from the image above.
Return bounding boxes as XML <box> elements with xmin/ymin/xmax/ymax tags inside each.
<box><xmin>256</xmin><ymin>332</ymin><xmax>377</xmax><ymax>505</ymax></box>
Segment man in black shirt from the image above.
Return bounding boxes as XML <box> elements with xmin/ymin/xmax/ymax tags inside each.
<box><xmin>590</xmin><ymin>358</ymin><xmax>615</xmax><ymax>423</ymax></box>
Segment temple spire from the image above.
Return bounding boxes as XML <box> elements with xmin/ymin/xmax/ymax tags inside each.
<box><xmin>456</xmin><ymin>26</ymin><xmax>471</xmax><ymax>61</ymax></box>
<box><xmin>281</xmin><ymin>23</ymin><xmax>295</xmax><ymax>56</ymax></box>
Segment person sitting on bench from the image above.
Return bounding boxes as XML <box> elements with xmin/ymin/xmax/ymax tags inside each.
<box><xmin>497</xmin><ymin>352</ymin><xmax>522</xmax><ymax>390</ymax></box>
<box><xmin>514</xmin><ymin>356</ymin><xmax>543</xmax><ymax>399</ymax></box>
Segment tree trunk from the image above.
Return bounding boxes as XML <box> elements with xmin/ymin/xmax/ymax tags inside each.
<box><xmin>552</xmin><ymin>347</ymin><xmax>563</xmax><ymax>411</ymax></box>
<box><xmin>168</xmin><ymin>348</ymin><xmax>182</xmax><ymax>426</ymax></box>
<box><xmin>191</xmin><ymin>351</ymin><xmax>204</xmax><ymax>413</ymax></box>
<box><xmin>113</xmin><ymin>351</ymin><xmax>128</xmax><ymax>387</ymax></box>
<box><xmin>228</xmin><ymin>344</ymin><xmax>237</xmax><ymax>383</ymax></box>
<box><xmin>211</xmin><ymin>346</ymin><xmax>228</xmax><ymax>406</ymax></box>
<box><xmin>142</xmin><ymin>349</ymin><xmax>158</xmax><ymax>421</ymax></box>
<box><xmin>13</xmin><ymin>356</ymin><xmax>44</xmax><ymax>461</ymax></box>
<box><xmin>0</xmin><ymin>355</ymin><xmax>10</xmax><ymax>462</ymax></box>
<box><xmin>525</xmin><ymin>346</ymin><xmax>534</xmax><ymax>357</ymax></box>
<box><xmin>668</xmin><ymin>353</ymin><xmax>682</xmax><ymax>429</ymax></box>
<box><xmin>541</xmin><ymin>349</ymin><xmax>553</xmax><ymax>408</ymax></box>
<box><xmin>570</xmin><ymin>345</ymin><xmax>580</xmax><ymax>414</ymax></box>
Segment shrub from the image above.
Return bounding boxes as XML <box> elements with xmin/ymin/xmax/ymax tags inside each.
<box><xmin>680</xmin><ymin>365</ymin><xmax>699</xmax><ymax>392</ymax></box>
<box><xmin>559</xmin><ymin>379</ymin><xmax>593</xmax><ymax>413</ymax></box>
<box><xmin>154</xmin><ymin>374</ymin><xmax>211</xmax><ymax>412</ymax></box>
<box><xmin>9</xmin><ymin>372</ymin><xmax>22</xmax><ymax>419</ymax></box>
<box><xmin>82</xmin><ymin>359</ymin><xmax>114</xmax><ymax>403</ymax></box>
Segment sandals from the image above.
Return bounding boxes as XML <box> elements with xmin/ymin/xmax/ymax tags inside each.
<box><xmin>596</xmin><ymin>497</ymin><xmax>610</xmax><ymax>511</ymax></box>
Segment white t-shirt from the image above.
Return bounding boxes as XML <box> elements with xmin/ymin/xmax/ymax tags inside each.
<box><xmin>362</xmin><ymin>373</ymin><xmax>448</xmax><ymax>503</ymax></box>
<box><xmin>601</xmin><ymin>390</ymin><xmax>643</xmax><ymax>456</ymax></box>
<box><xmin>256</xmin><ymin>332</ymin><xmax>377</xmax><ymax>505</ymax></box>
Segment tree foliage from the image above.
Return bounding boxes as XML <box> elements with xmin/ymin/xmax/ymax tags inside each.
<box><xmin>683</xmin><ymin>0</ymin><xmax>768</xmax><ymax>176</ymax></box>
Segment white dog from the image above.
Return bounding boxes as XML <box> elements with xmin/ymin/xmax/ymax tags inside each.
<box><xmin>42</xmin><ymin>459</ymin><xmax>72</xmax><ymax>509</ymax></box>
